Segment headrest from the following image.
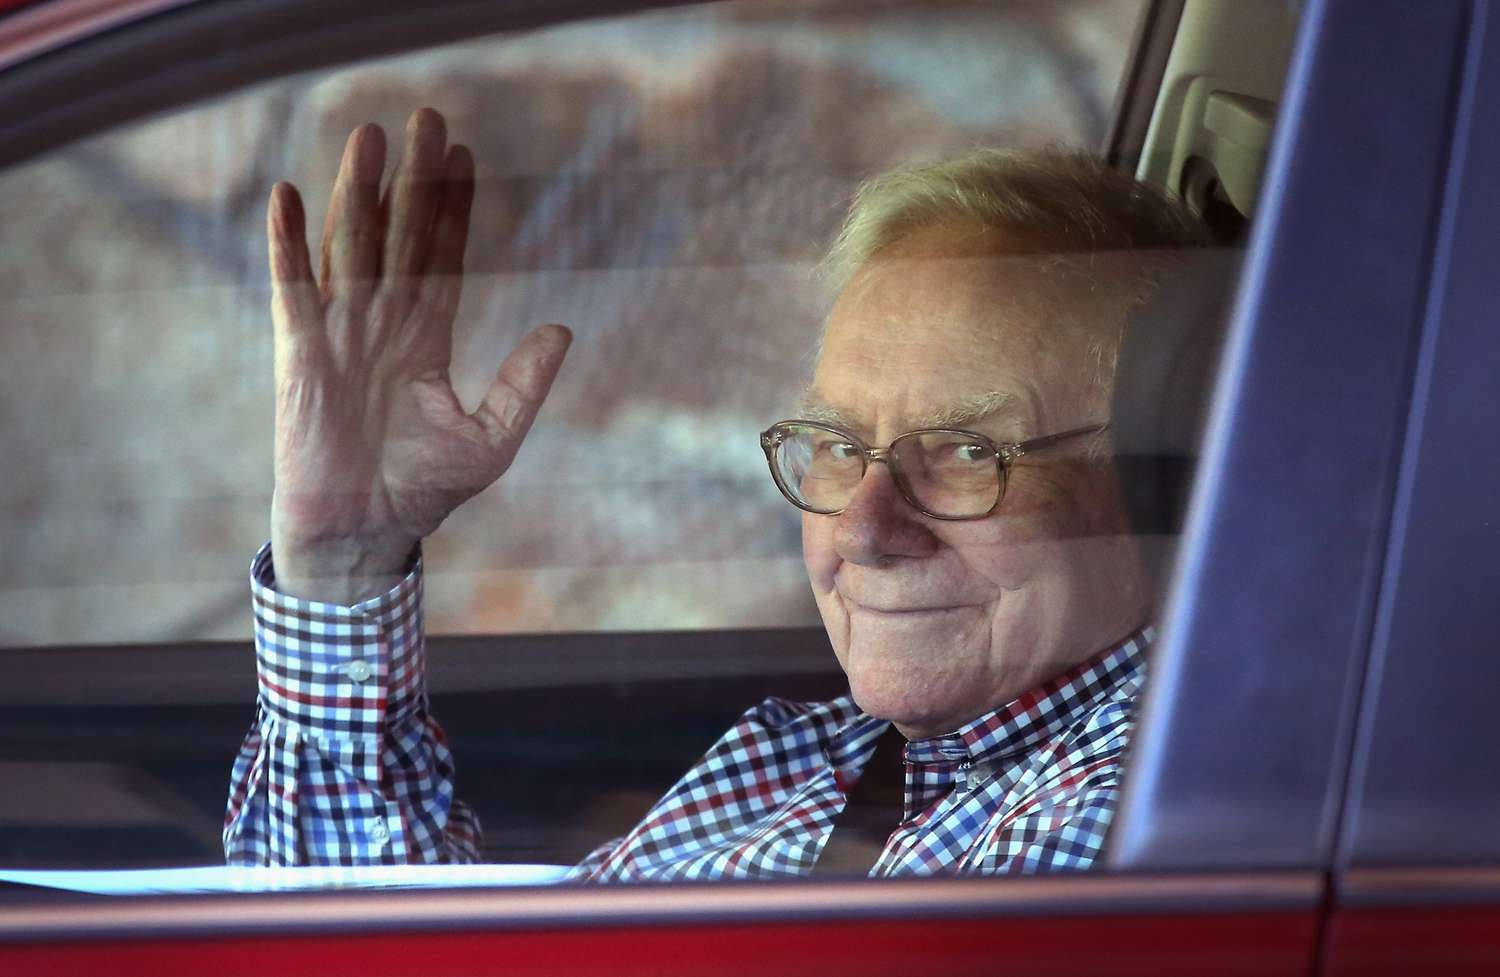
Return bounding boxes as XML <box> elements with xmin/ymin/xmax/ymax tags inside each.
<box><xmin>1109</xmin><ymin>248</ymin><xmax>1241</xmax><ymax>580</ymax></box>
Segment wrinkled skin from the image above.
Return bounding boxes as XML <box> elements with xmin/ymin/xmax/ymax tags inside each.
<box><xmin>267</xmin><ymin>108</ymin><xmax>571</xmax><ymax>603</ymax></box>
<box><xmin>801</xmin><ymin>226</ymin><xmax>1151</xmax><ymax>739</ymax></box>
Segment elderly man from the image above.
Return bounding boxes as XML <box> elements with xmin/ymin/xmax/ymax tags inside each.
<box><xmin>225</xmin><ymin>108</ymin><xmax>1208</xmax><ymax>876</ymax></box>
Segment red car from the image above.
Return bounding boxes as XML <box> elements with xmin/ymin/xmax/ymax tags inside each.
<box><xmin>0</xmin><ymin>0</ymin><xmax>1496</xmax><ymax>973</ymax></box>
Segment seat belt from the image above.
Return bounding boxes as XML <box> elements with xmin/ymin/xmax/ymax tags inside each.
<box><xmin>811</xmin><ymin>725</ymin><xmax>908</xmax><ymax>876</ymax></box>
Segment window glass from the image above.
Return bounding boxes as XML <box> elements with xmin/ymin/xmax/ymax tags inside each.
<box><xmin>0</xmin><ymin>0</ymin><xmax>1141</xmax><ymax>645</ymax></box>
<box><xmin>0</xmin><ymin>0</ymin><xmax>1274</xmax><ymax>885</ymax></box>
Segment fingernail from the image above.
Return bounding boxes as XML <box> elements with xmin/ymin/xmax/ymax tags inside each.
<box><xmin>411</xmin><ymin>108</ymin><xmax>446</xmax><ymax>159</ymax></box>
<box><xmin>446</xmin><ymin>145</ymin><xmax>474</xmax><ymax>181</ymax></box>
<box><xmin>271</xmin><ymin>182</ymin><xmax>303</xmax><ymax>227</ymax></box>
<box><xmin>540</xmin><ymin>323</ymin><xmax>573</xmax><ymax>350</ymax></box>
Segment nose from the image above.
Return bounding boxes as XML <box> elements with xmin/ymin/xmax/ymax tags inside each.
<box><xmin>832</xmin><ymin>463</ymin><xmax>940</xmax><ymax>565</ymax></box>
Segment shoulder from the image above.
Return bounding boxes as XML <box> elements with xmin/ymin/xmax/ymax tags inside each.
<box><xmin>1070</xmin><ymin>686</ymin><xmax>1140</xmax><ymax>753</ymax></box>
<box><xmin>697</xmin><ymin>694</ymin><xmax>861</xmax><ymax>761</ymax></box>
<box><xmin>1012</xmin><ymin>669</ymin><xmax>1142</xmax><ymax>803</ymax></box>
<box><xmin>742</xmin><ymin>693</ymin><xmax>860</xmax><ymax>732</ymax></box>
<box><xmin>1058</xmin><ymin>646</ymin><xmax>1147</xmax><ymax>758</ymax></box>
<box><xmin>657</xmin><ymin>694</ymin><xmax>861</xmax><ymax>790</ymax></box>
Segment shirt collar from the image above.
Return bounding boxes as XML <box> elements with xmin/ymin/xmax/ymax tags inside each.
<box><xmin>904</xmin><ymin>627</ymin><xmax>1152</xmax><ymax>767</ymax></box>
<box><xmin>824</xmin><ymin>628</ymin><xmax>1151</xmax><ymax>819</ymax></box>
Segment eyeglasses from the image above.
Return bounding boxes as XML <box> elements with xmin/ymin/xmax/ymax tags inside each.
<box><xmin>759</xmin><ymin>420</ymin><xmax>1107</xmax><ymax>520</ymax></box>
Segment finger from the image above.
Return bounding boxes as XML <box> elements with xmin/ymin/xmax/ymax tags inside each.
<box><xmin>431</xmin><ymin>143</ymin><xmax>474</xmax><ymax>278</ymax></box>
<box><xmin>383</xmin><ymin>108</ymin><xmax>448</xmax><ymax>299</ymax></box>
<box><xmin>472</xmin><ymin>324</ymin><xmax>573</xmax><ymax>467</ymax></box>
<box><xmin>411</xmin><ymin>144</ymin><xmax>475</xmax><ymax>344</ymax></box>
<box><xmin>267</xmin><ymin>182</ymin><xmax>322</xmax><ymax>350</ymax></box>
<box><xmin>320</xmin><ymin>123</ymin><xmax>386</xmax><ymax>303</ymax></box>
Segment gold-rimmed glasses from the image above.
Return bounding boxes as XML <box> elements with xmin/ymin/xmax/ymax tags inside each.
<box><xmin>759</xmin><ymin>420</ymin><xmax>1107</xmax><ymax>520</ymax></box>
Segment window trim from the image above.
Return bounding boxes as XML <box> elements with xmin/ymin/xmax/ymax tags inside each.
<box><xmin>1109</xmin><ymin>0</ymin><xmax>1472</xmax><ymax>872</ymax></box>
<box><xmin>0</xmin><ymin>0</ymin><xmax>698</xmax><ymax>168</ymax></box>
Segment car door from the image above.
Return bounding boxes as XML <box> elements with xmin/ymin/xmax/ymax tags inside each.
<box><xmin>0</xmin><ymin>0</ymin><xmax>1490</xmax><ymax>975</ymax></box>
<box><xmin>1315</xmin><ymin>2</ymin><xmax>1500</xmax><ymax>972</ymax></box>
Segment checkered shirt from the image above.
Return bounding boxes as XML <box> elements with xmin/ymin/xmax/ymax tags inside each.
<box><xmin>225</xmin><ymin>544</ymin><xmax>480</xmax><ymax>865</ymax></box>
<box><xmin>226</xmin><ymin>544</ymin><xmax>1149</xmax><ymax>876</ymax></box>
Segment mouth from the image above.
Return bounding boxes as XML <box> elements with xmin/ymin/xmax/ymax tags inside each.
<box><xmin>848</xmin><ymin>603</ymin><xmax>974</xmax><ymax>618</ymax></box>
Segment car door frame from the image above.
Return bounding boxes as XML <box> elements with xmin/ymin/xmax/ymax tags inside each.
<box><xmin>0</xmin><ymin>0</ymin><xmax>1489</xmax><ymax>973</ymax></box>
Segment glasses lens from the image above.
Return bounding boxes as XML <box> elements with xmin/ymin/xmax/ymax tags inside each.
<box><xmin>890</xmin><ymin>431</ymin><xmax>1001</xmax><ymax>518</ymax></box>
<box><xmin>773</xmin><ymin>424</ymin><xmax>865</xmax><ymax>513</ymax></box>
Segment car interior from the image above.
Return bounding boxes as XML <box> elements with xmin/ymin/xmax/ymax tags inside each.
<box><xmin>0</xmin><ymin>0</ymin><xmax>1311</xmax><ymax>876</ymax></box>
<box><xmin>13</xmin><ymin>0</ymin><xmax>1500</xmax><ymax>971</ymax></box>
<box><xmin>2</xmin><ymin>0</ymin><xmax>1292</xmax><ymax>873</ymax></box>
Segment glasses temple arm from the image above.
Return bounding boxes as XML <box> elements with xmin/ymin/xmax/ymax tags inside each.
<box><xmin>1006</xmin><ymin>423</ymin><xmax>1110</xmax><ymax>459</ymax></box>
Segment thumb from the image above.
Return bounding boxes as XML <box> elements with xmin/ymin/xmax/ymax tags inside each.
<box><xmin>471</xmin><ymin>323</ymin><xmax>573</xmax><ymax>468</ymax></box>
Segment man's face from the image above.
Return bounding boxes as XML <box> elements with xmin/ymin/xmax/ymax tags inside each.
<box><xmin>801</xmin><ymin>226</ymin><xmax>1149</xmax><ymax>739</ymax></box>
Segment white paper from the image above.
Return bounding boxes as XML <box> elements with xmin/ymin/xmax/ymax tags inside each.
<box><xmin>0</xmin><ymin>863</ymin><xmax>572</xmax><ymax>896</ymax></box>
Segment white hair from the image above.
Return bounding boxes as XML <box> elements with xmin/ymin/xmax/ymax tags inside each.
<box><xmin>817</xmin><ymin>148</ymin><xmax>1213</xmax><ymax>401</ymax></box>
<box><xmin>823</xmin><ymin>147</ymin><xmax>1211</xmax><ymax>289</ymax></box>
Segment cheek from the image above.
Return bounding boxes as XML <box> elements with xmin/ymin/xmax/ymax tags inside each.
<box><xmin>802</xmin><ymin>514</ymin><xmax>851</xmax><ymax>666</ymax></box>
<box><xmin>943</xmin><ymin>468</ymin><xmax>1107</xmax><ymax>585</ymax></box>
<box><xmin>801</xmin><ymin>513</ymin><xmax>839</xmax><ymax>591</ymax></box>
<box><xmin>945</xmin><ymin>527</ymin><xmax>1046</xmax><ymax>591</ymax></box>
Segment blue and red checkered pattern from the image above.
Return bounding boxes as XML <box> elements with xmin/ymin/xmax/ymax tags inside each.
<box><xmin>226</xmin><ymin>544</ymin><xmax>1147</xmax><ymax>877</ymax></box>
<box><xmin>224</xmin><ymin>544</ymin><xmax>480</xmax><ymax>865</ymax></box>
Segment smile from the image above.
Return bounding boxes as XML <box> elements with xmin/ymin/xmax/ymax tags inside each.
<box><xmin>849</xmin><ymin>603</ymin><xmax>974</xmax><ymax>618</ymax></box>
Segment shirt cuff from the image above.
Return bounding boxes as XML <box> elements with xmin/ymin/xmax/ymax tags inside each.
<box><xmin>249</xmin><ymin>541</ymin><xmax>425</xmax><ymax>737</ymax></box>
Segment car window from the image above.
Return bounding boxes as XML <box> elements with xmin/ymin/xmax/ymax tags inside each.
<box><xmin>0</xmin><ymin>0</ymin><xmax>1146</xmax><ymax>647</ymax></box>
<box><xmin>0</xmin><ymin>0</ymin><xmax>1281</xmax><ymax>889</ymax></box>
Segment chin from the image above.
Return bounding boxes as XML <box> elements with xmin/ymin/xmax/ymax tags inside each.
<box><xmin>843</xmin><ymin>651</ymin><xmax>972</xmax><ymax>736</ymax></box>
<box><xmin>834</xmin><ymin>608</ymin><xmax>992</xmax><ymax>735</ymax></box>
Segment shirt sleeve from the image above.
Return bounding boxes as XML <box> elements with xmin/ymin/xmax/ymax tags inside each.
<box><xmin>223</xmin><ymin>542</ymin><xmax>482</xmax><ymax>866</ymax></box>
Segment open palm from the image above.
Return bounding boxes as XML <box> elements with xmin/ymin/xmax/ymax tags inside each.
<box><xmin>267</xmin><ymin>109</ymin><xmax>570</xmax><ymax>601</ymax></box>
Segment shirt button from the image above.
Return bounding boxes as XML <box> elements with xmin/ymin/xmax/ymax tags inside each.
<box><xmin>346</xmin><ymin>659</ymin><xmax>373</xmax><ymax>683</ymax></box>
<box><xmin>370</xmin><ymin>818</ymin><xmax>390</xmax><ymax>847</ymax></box>
<box><xmin>956</xmin><ymin>761</ymin><xmax>973</xmax><ymax>789</ymax></box>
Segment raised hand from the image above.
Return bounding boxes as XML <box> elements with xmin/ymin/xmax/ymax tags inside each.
<box><xmin>267</xmin><ymin>108</ymin><xmax>570</xmax><ymax>603</ymax></box>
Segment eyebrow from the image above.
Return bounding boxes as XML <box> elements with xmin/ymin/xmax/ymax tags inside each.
<box><xmin>795</xmin><ymin>391</ymin><xmax>1023</xmax><ymax>432</ymax></box>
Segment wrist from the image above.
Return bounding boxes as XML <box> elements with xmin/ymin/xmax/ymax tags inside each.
<box><xmin>269</xmin><ymin>523</ymin><xmax>418</xmax><ymax>604</ymax></box>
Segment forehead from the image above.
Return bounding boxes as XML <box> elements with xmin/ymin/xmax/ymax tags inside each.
<box><xmin>808</xmin><ymin>246</ymin><xmax>1105</xmax><ymax>433</ymax></box>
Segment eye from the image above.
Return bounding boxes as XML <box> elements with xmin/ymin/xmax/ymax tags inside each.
<box><xmin>930</xmin><ymin>441</ymin><xmax>989</xmax><ymax>467</ymax></box>
<box><xmin>804</xmin><ymin>433</ymin><xmax>863</xmax><ymax>466</ymax></box>
<box><xmin>826</xmin><ymin>442</ymin><xmax>862</xmax><ymax>460</ymax></box>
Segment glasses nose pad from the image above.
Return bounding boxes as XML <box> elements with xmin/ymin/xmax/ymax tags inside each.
<box><xmin>870</xmin><ymin>442</ymin><xmax>925</xmax><ymax>512</ymax></box>
<box><xmin>842</xmin><ymin>454</ymin><xmax>912</xmax><ymax>516</ymax></box>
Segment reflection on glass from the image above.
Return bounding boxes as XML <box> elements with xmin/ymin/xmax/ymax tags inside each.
<box><xmin>0</xmin><ymin>0</ymin><xmax>1260</xmax><ymax>886</ymax></box>
<box><xmin>222</xmin><ymin>112</ymin><xmax>1213</xmax><ymax>877</ymax></box>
